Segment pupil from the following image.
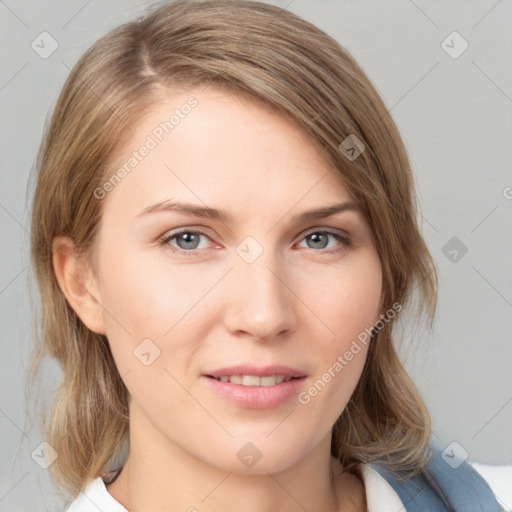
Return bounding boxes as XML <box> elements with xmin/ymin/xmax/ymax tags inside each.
<box><xmin>309</xmin><ymin>232</ymin><xmax>327</xmax><ymax>249</ymax></box>
<box><xmin>179</xmin><ymin>232</ymin><xmax>198</xmax><ymax>249</ymax></box>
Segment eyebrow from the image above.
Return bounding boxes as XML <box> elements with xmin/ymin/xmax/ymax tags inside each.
<box><xmin>135</xmin><ymin>199</ymin><xmax>358</xmax><ymax>223</ymax></box>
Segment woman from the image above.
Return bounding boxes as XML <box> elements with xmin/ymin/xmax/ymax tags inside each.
<box><xmin>28</xmin><ymin>1</ymin><xmax>503</xmax><ymax>510</ymax></box>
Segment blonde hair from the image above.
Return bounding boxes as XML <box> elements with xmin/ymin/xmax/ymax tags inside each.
<box><xmin>27</xmin><ymin>0</ymin><xmax>437</xmax><ymax>501</ymax></box>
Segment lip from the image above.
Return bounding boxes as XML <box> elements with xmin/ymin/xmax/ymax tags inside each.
<box><xmin>202</xmin><ymin>365</ymin><xmax>308</xmax><ymax>409</ymax></box>
<box><xmin>202</xmin><ymin>375</ymin><xmax>306</xmax><ymax>409</ymax></box>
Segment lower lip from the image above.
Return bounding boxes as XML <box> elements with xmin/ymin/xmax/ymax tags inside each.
<box><xmin>202</xmin><ymin>376</ymin><xmax>306</xmax><ymax>409</ymax></box>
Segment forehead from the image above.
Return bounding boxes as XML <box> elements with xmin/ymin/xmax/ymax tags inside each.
<box><xmin>101</xmin><ymin>87</ymin><xmax>354</xmax><ymax>219</ymax></box>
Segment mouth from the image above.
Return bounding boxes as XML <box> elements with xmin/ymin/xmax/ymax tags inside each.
<box><xmin>206</xmin><ymin>374</ymin><xmax>302</xmax><ymax>386</ymax></box>
<box><xmin>204</xmin><ymin>364</ymin><xmax>307</xmax><ymax>384</ymax></box>
<box><xmin>202</xmin><ymin>365</ymin><xmax>307</xmax><ymax>409</ymax></box>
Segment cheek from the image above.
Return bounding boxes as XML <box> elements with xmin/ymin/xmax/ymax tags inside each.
<box><xmin>98</xmin><ymin>246</ymin><xmax>193</xmax><ymax>333</ymax></box>
<box><xmin>96</xmin><ymin>247</ymin><xmax>216</xmax><ymax>373</ymax></box>
<box><xmin>317</xmin><ymin>252</ymin><xmax>382</xmax><ymax>346</ymax></box>
<box><xmin>301</xmin><ymin>252</ymin><xmax>381</xmax><ymax>402</ymax></box>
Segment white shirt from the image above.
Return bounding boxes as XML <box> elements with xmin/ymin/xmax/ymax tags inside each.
<box><xmin>64</xmin><ymin>462</ymin><xmax>511</xmax><ymax>512</ymax></box>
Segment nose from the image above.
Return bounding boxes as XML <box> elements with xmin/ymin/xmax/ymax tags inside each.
<box><xmin>223</xmin><ymin>248</ymin><xmax>297</xmax><ymax>342</ymax></box>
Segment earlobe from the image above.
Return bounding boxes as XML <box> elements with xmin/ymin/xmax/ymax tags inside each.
<box><xmin>52</xmin><ymin>236</ymin><xmax>106</xmax><ymax>335</ymax></box>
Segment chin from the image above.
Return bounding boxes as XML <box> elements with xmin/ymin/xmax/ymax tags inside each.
<box><xmin>195</xmin><ymin>435</ymin><xmax>311</xmax><ymax>475</ymax></box>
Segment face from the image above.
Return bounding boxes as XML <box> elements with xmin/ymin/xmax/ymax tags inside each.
<box><xmin>88</xmin><ymin>87</ymin><xmax>382</xmax><ymax>474</ymax></box>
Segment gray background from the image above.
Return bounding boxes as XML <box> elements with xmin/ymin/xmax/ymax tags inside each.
<box><xmin>1</xmin><ymin>0</ymin><xmax>511</xmax><ymax>510</ymax></box>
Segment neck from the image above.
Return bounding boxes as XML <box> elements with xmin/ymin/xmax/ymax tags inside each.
<box><xmin>105</xmin><ymin>403</ymin><xmax>362</xmax><ymax>512</ymax></box>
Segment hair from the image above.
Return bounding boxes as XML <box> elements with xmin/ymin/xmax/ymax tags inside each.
<box><xmin>27</xmin><ymin>0</ymin><xmax>438</xmax><ymax>502</ymax></box>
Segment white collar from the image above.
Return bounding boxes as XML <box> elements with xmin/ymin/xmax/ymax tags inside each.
<box><xmin>358</xmin><ymin>462</ymin><xmax>406</xmax><ymax>511</ymax></box>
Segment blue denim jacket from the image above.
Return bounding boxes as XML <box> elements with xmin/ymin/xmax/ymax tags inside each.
<box><xmin>371</xmin><ymin>442</ymin><xmax>503</xmax><ymax>511</ymax></box>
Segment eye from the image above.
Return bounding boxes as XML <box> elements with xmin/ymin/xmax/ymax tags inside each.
<box><xmin>296</xmin><ymin>229</ymin><xmax>352</xmax><ymax>254</ymax></box>
<box><xmin>159</xmin><ymin>229</ymin><xmax>214</xmax><ymax>256</ymax></box>
<box><xmin>159</xmin><ymin>228</ymin><xmax>352</xmax><ymax>257</ymax></box>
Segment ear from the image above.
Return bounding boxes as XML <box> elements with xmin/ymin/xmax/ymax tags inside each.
<box><xmin>52</xmin><ymin>235</ymin><xmax>106</xmax><ymax>335</ymax></box>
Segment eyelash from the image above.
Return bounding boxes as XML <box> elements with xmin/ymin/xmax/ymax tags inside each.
<box><xmin>158</xmin><ymin>228</ymin><xmax>352</xmax><ymax>257</ymax></box>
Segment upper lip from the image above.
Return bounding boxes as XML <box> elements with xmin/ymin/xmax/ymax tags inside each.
<box><xmin>205</xmin><ymin>365</ymin><xmax>307</xmax><ymax>378</ymax></box>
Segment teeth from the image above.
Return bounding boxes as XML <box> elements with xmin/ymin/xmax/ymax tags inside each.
<box><xmin>242</xmin><ymin>375</ymin><xmax>261</xmax><ymax>386</ymax></box>
<box><xmin>215</xmin><ymin>375</ymin><xmax>293</xmax><ymax>386</ymax></box>
<box><xmin>261</xmin><ymin>375</ymin><xmax>279</xmax><ymax>386</ymax></box>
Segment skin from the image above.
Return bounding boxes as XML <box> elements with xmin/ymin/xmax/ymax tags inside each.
<box><xmin>53</xmin><ymin>86</ymin><xmax>383</xmax><ymax>512</ymax></box>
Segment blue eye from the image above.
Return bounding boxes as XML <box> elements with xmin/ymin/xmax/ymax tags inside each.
<box><xmin>297</xmin><ymin>230</ymin><xmax>352</xmax><ymax>254</ymax></box>
<box><xmin>160</xmin><ymin>230</ymin><xmax>209</xmax><ymax>255</ymax></box>
<box><xmin>159</xmin><ymin>228</ymin><xmax>352</xmax><ymax>256</ymax></box>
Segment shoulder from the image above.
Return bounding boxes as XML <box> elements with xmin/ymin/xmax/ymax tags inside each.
<box><xmin>368</xmin><ymin>441</ymin><xmax>506</xmax><ymax>512</ymax></box>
